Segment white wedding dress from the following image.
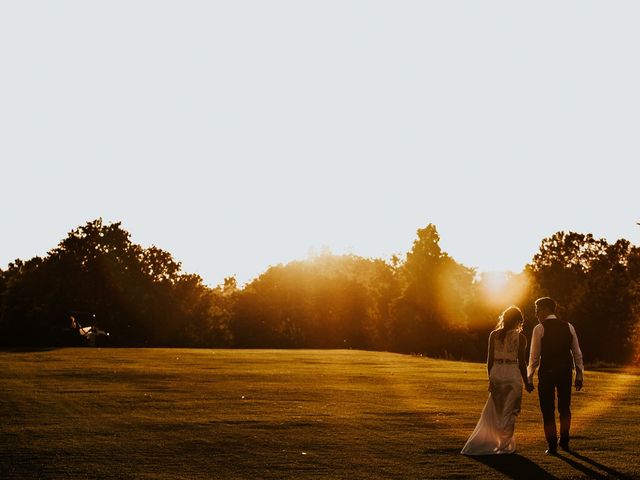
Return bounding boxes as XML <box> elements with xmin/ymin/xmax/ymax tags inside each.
<box><xmin>461</xmin><ymin>329</ymin><xmax>523</xmax><ymax>455</ymax></box>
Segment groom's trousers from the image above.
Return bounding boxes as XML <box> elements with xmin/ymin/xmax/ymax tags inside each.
<box><xmin>538</xmin><ymin>368</ymin><xmax>572</xmax><ymax>448</ymax></box>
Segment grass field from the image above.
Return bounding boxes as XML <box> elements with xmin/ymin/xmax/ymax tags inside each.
<box><xmin>1</xmin><ymin>349</ymin><xmax>639</xmax><ymax>479</ymax></box>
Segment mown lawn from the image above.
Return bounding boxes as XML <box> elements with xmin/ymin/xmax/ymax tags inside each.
<box><xmin>1</xmin><ymin>348</ymin><xmax>638</xmax><ymax>479</ymax></box>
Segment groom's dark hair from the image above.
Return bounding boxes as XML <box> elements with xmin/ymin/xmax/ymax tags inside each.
<box><xmin>535</xmin><ymin>297</ymin><xmax>556</xmax><ymax>313</ymax></box>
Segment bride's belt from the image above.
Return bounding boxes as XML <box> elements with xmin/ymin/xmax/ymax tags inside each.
<box><xmin>494</xmin><ymin>359</ymin><xmax>518</xmax><ymax>364</ymax></box>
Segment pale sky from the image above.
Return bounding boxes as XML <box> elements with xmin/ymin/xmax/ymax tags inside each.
<box><xmin>1</xmin><ymin>2</ymin><xmax>639</xmax><ymax>287</ymax></box>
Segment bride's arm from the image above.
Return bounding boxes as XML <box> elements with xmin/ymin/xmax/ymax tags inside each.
<box><xmin>518</xmin><ymin>333</ymin><xmax>529</xmax><ymax>385</ymax></box>
<box><xmin>487</xmin><ymin>331</ymin><xmax>495</xmax><ymax>376</ymax></box>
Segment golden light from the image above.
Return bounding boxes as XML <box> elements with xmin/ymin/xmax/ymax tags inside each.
<box><xmin>482</xmin><ymin>272</ymin><xmax>510</xmax><ymax>297</ymax></box>
<box><xmin>478</xmin><ymin>271</ymin><xmax>530</xmax><ymax>307</ymax></box>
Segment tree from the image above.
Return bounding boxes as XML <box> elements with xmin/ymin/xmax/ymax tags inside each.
<box><xmin>0</xmin><ymin>219</ymin><xmax>232</xmax><ymax>347</ymax></box>
<box><xmin>390</xmin><ymin>224</ymin><xmax>475</xmax><ymax>357</ymax></box>
<box><xmin>526</xmin><ymin>232</ymin><xmax>640</xmax><ymax>363</ymax></box>
<box><xmin>229</xmin><ymin>253</ymin><xmax>399</xmax><ymax>350</ymax></box>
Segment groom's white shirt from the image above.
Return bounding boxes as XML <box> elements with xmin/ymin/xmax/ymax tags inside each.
<box><xmin>527</xmin><ymin>314</ymin><xmax>584</xmax><ymax>384</ymax></box>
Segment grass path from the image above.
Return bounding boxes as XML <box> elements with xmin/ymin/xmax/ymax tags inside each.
<box><xmin>1</xmin><ymin>348</ymin><xmax>639</xmax><ymax>479</ymax></box>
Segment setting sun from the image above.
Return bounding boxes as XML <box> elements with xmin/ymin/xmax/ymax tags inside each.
<box><xmin>481</xmin><ymin>272</ymin><xmax>510</xmax><ymax>296</ymax></box>
<box><xmin>478</xmin><ymin>271</ymin><xmax>529</xmax><ymax>307</ymax></box>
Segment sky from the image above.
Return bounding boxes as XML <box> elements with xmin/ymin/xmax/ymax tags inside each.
<box><xmin>1</xmin><ymin>1</ymin><xmax>639</xmax><ymax>287</ymax></box>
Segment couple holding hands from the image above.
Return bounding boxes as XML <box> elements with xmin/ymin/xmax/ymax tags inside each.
<box><xmin>462</xmin><ymin>297</ymin><xmax>584</xmax><ymax>456</ymax></box>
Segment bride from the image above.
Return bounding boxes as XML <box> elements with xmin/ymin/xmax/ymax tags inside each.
<box><xmin>461</xmin><ymin>306</ymin><xmax>532</xmax><ymax>455</ymax></box>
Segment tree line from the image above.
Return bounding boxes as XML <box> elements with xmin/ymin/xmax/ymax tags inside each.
<box><xmin>1</xmin><ymin>219</ymin><xmax>639</xmax><ymax>364</ymax></box>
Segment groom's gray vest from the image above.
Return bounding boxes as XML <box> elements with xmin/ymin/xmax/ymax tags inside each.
<box><xmin>539</xmin><ymin>317</ymin><xmax>573</xmax><ymax>373</ymax></box>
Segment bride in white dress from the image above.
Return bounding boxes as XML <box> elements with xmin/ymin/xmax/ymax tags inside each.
<box><xmin>461</xmin><ymin>306</ymin><xmax>532</xmax><ymax>455</ymax></box>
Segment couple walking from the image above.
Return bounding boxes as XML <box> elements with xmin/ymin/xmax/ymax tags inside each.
<box><xmin>461</xmin><ymin>297</ymin><xmax>584</xmax><ymax>456</ymax></box>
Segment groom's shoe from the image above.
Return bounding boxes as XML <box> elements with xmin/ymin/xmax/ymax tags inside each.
<box><xmin>559</xmin><ymin>441</ymin><xmax>570</xmax><ymax>452</ymax></box>
<box><xmin>545</xmin><ymin>446</ymin><xmax>558</xmax><ymax>455</ymax></box>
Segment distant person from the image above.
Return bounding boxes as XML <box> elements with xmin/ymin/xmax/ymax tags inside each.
<box><xmin>461</xmin><ymin>306</ymin><xmax>533</xmax><ymax>455</ymax></box>
<box><xmin>527</xmin><ymin>297</ymin><xmax>584</xmax><ymax>454</ymax></box>
<box><xmin>67</xmin><ymin>315</ymin><xmax>83</xmax><ymax>346</ymax></box>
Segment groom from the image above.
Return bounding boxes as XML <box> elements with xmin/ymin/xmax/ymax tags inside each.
<box><xmin>527</xmin><ymin>297</ymin><xmax>584</xmax><ymax>454</ymax></box>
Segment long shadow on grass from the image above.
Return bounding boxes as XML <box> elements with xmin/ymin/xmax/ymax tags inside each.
<box><xmin>556</xmin><ymin>450</ymin><xmax>631</xmax><ymax>480</ymax></box>
<box><xmin>471</xmin><ymin>454</ymin><xmax>559</xmax><ymax>480</ymax></box>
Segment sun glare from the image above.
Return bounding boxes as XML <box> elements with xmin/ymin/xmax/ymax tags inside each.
<box><xmin>479</xmin><ymin>271</ymin><xmax>529</xmax><ymax>307</ymax></box>
<box><xmin>482</xmin><ymin>272</ymin><xmax>509</xmax><ymax>296</ymax></box>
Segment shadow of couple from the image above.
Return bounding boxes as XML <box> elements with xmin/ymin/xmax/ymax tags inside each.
<box><xmin>472</xmin><ymin>449</ymin><xmax>631</xmax><ymax>480</ymax></box>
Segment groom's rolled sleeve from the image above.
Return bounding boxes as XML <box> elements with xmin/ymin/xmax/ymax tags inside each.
<box><xmin>569</xmin><ymin>323</ymin><xmax>584</xmax><ymax>380</ymax></box>
<box><xmin>527</xmin><ymin>324</ymin><xmax>543</xmax><ymax>383</ymax></box>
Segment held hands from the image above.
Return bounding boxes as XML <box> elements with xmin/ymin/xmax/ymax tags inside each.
<box><xmin>525</xmin><ymin>383</ymin><xmax>535</xmax><ymax>393</ymax></box>
<box><xmin>575</xmin><ymin>378</ymin><xmax>583</xmax><ymax>391</ymax></box>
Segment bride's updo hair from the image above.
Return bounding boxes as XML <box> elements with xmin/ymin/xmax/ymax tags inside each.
<box><xmin>495</xmin><ymin>306</ymin><xmax>524</xmax><ymax>341</ymax></box>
